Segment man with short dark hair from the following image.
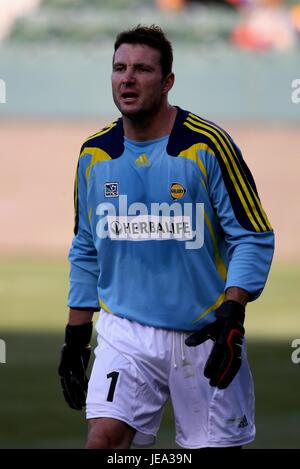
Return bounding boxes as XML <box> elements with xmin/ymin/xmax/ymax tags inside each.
<box><xmin>59</xmin><ymin>25</ymin><xmax>274</xmax><ymax>449</ymax></box>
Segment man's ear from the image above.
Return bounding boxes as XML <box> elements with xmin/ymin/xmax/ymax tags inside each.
<box><xmin>162</xmin><ymin>72</ymin><xmax>175</xmax><ymax>95</ymax></box>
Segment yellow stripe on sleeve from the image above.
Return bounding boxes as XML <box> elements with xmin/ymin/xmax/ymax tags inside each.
<box><xmin>187</xmin><ymin>114</ymin><xmax>272</xmax><ymax>231</ymax></box>
<box><xmin>80</xmin><ymin>147</ymin><xmax>112</xmax><ymax>181</ymax></box>
<box><xmin>88</xmin><ymin>207</ymin><xmax>92</xmax><ymax>223</ymax></box>
<box><xmin>184</xmin><ymin>120</ymin><xmax>262</xmax><ymax>232</ymax></box>
<box><xmin>74</xmin><ymin>165</ymin><xmax>79</xmax><ymax>222</ymax></box>
<box><xmin>178</xmin><ymin>143</ymin><xmax>213</xmax><ymax>181</ymax></box>
<box><xmin>202</xmin><ymin>206</ymin><xmax>227</xmax><ymax>282</ymax></box>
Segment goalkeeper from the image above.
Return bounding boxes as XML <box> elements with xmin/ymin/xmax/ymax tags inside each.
<box><xmin>58</xmin><ymin>25</ymin><xmax>274</xmax><ymax>449</ymax></box>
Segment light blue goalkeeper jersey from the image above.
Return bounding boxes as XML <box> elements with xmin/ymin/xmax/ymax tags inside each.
<box><xmin>68</xmin><ymin>107</ymin><xmax>274</xmax><ymax>331</ymax></box>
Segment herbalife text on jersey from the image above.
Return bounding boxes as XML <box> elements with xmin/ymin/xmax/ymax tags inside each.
<box><xmin>95</xmin><ymin>195</ymin><xmax>204</xmax><ymax>249</ymax></box>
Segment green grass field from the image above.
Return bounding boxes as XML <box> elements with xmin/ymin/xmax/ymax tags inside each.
<box><xmin>0</xmin><ymin>257</ymin><xmax>299</xmax><ymax>448</ymax></box>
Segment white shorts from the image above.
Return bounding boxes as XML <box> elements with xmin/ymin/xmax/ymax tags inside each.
<box><xmin>86</xmin><ymin>311</ymin><xmax>255</xmax><ymax>448</ymax></box>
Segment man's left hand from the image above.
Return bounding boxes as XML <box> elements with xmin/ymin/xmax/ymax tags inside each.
<box><xmin>185</xmin><ymin>300</ymin><xmax>245</xmax><ymax>389</ymax></box>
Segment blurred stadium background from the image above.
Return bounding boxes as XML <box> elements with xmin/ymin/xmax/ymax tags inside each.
<box><xmin>0</xmin><ymin>0</ymin><xmax>300</xmax><ymax>449</ymax></box>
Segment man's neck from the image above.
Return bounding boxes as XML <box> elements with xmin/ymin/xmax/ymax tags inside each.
<box><xmin>122</xmin><ymin>104</ymin><xmax>177</xmax><ymax>142</ymax></box>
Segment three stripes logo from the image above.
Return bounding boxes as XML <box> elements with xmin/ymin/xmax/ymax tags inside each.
<box><xmin>238</xmin><ymin>415</ymin><xmax>248</xmax><ymax>428</ymax></box>
<box><xmin>135</xmin><ymin>153</ymin><xmax>150</xmax><ymax>167</ymax></box>
<box><xmin>226</xmin><ymin>414</ymin><xmax>248</xmax><ymax>428</ymax></box>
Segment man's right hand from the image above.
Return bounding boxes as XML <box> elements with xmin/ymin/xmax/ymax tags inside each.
<box><xmin>58</xmin><ymin>322</ymin><xmax>93</xmax><ymax>410</ymax></box>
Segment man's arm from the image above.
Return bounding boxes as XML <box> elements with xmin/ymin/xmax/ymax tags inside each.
<box><xmin>205</xmin><ymin>132</ymin><xmax>274</xmax><ymax>301</ymax></box>
<box><xmin>68</xmin><ymin>308</ymin><xmax>94</xmax><ymax>325</ymax></box>
<box><xmin>225</xmin><ymin>286</ymin><xmax>250</xmax><ymax>306</ymax></box>
<box><xmin>68</xmin><ymin>150</ymin><xmax>100</xmax><ymax>312</ymax></box>
<box><xmin>186</xmin><ymin>131</ymin><xmax>274</xmax><ymax>389</ymax></box>
<box><xmin>59</xmin><ymin>148</ymin><xmax>99</xmax><ymax>410</ymax></box>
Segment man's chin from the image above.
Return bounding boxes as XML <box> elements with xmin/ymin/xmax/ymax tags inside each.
<box><xmin>119</xmin><ymin>105</ymin><xmax>160</xmax><ymax>122</ymax></box>
<box><xmin>120</xmin><ymin>107</ymin><xmax>145</xmax><ymax>120</ymax></box>
<box><xmin>114</xmin><ymin>98</ymin><xmax>159</xmax><ymax>120</ymax></box>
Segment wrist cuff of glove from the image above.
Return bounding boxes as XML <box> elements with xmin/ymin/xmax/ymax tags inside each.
<box><xmin>215</xmin><ymin>300</ymin><xmax>245</xmax><ymax>324</ymax></box>
<box><xmin>64</xmin><ymin>322</ymin><xmax>93</xmax><ymax>348</ymax></box>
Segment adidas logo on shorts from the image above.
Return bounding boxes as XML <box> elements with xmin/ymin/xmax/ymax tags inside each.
<box><xmin>238</xmin><ymin>415</ymin><xmax>248</xmax><ymax>428</ymax></box>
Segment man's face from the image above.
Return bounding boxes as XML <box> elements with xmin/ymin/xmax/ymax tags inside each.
<box><xmin>112</xmin><ymin>43</ymin><xmax>169</xmax><ymax>118</ymax></box>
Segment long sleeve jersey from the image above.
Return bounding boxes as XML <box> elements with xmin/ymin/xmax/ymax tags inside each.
<box><xmin>68</xmin><ymin>107</ymin><xmax>274</xmax><ymax>332</ymax></box>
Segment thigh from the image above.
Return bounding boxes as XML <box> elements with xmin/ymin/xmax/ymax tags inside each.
<box><xmin>86</xmin><ymin>417</ymin><xmax>135</xmax><ymax>449</ymax></box>
<box><xmin>169</xmin><ymin>335</ymin><xmax>255</xmax><ymax>448</ymax></box>
<box><xmin>86</xmin><ymin>338</ymin><xmax>168</xmax><ymax>447</ymax></box>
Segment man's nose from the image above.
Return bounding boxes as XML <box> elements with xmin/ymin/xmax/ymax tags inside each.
<box><xmin>122</xmin><ymin>68</ymin><xmax>136</xmax><ymax>85</ymax></box>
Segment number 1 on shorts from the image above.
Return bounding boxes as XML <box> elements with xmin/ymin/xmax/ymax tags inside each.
<box><xmin>106</xmin><ymin>371</ymin><xmax>119</xmax><ymax>402</ymax></box>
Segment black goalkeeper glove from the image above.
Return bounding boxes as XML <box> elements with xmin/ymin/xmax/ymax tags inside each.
<box><xmin>185</xmin><ymin>300</ymin><xmax>245</xmax><ymax>389</ymax></box>
<box><xmin>58</xmin><ymin>322</ymin><xmax>93</xmax><ymax>410</ymax></box>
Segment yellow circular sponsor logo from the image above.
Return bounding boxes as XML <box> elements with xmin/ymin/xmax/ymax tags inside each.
<box><xmin>170</xmin><ymin>183</ymin><xmax>186</xmax><ymax>200</ymax></box>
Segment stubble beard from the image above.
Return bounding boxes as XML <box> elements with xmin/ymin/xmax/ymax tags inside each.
<box><xmin>113</xmin><ymin>93</ymin><xmax>163</xmax><ymax>123</ymax></box>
